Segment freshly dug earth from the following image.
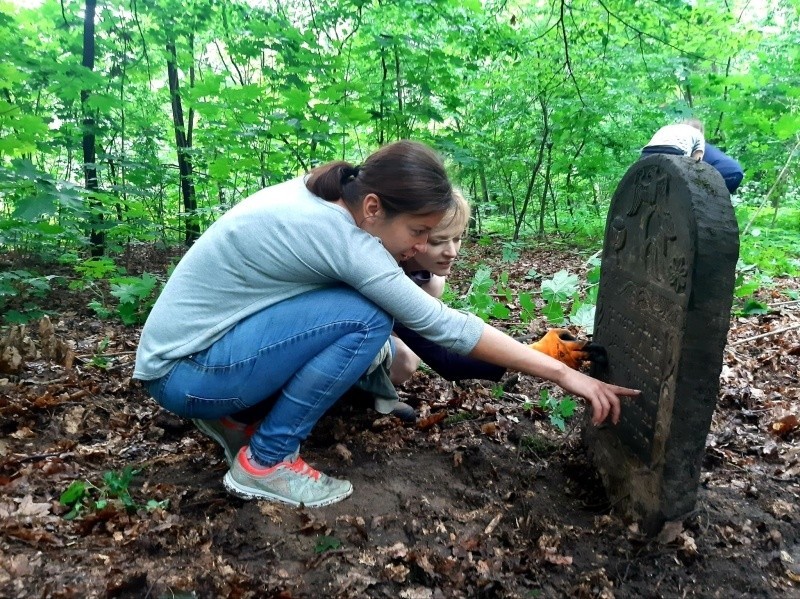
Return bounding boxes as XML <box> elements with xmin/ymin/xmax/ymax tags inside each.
<box><xmin>1</xmin><ymin>245</ymin><xmax>798</xmax><ymax>598</ymax></box>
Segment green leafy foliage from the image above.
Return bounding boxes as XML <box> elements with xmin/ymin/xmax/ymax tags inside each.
<box><xmin>314</xmin><ymin>535</ymin><xmax>342</xmax><ymax>553</ymax></box>
<box><xmin>732</xmin><ymin>262</ymin><xmax>776</xmax><ymax>316</ymax></box>
<box><xmin>530</xmin><ymin>389</ymin><xmax>577</xmax><ymax>432</ymax></box>
<box><xmin>460</xmin><ymin>266</ymin><xmax>511</xmax><ymax>322</ymax></box>
<box><xmin>59</xmin><ymin>466</ymin><xmax>168</xmax><ymax>520</ymax></box>
<box><xmin>519</xmin><ymin>268</ymin><xmax>599</xmax><ymax>331</ymax></box>
<box><xmin>72</xmin><ymin>256</ymin><xmax>161</xmax><ymax>325</ymax></box>
<box><xmin>500</xmin><ymin>241</ymin><xmax>522</xmax><ymax>263</ymax></box>
<box><xmin>518</xmin><ymin>292</ymin><xmax>537</xmax><ymax>323</ymax></box>
<box><xmin>569</xmin><ymin>304</ymin><xmax>596</xmax><ymax>334</ymax></box>
<box><xmin>0</xmin><ymin>269</ymin><xmax>59</xmax><ymax>324</ymax></box>
<box><xmin>89</xmin><ymin>337</ymin><xmax>111</xmax><ymax>369</ymax></box>
<box><xmin>0</xmin><ymin>0</ymin><xmax>796</xmax><ymax>324</ymax></box>
<box><xmin>109</xmin><ymin>273</ymin><xmax>160</xmax><ymax>325</ymax></box>
<box><xmin>540</xmin><ymin>270</ymin><xmax>580</xmax><ymax>303</ymax></box>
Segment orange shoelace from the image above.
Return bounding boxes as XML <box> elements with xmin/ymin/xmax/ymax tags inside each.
<box><xmin>239</xmin><ymin>449</ymin><xmax>321</xmax><ymax>481</ymax></box>
<box><xmin>286</xmin><ymin>457</ymin><xmax>321</xmax><ymax>481</ymax></box>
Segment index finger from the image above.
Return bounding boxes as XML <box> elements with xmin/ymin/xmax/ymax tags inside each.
<box><xmin>609</xmin><ymin>385</ymin><xmax>640</xmax><ymax>397</ymax></box>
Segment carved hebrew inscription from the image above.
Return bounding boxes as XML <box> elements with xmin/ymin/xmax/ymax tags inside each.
<box><xmin>595</xmin><ymin>282</ymin><xmax>680</xmax><ymax>464</ymax></box>
<box><xmin>595</xmin><ymin>163</ymin><xmax>690</xmax><ymax>465</ymax></box>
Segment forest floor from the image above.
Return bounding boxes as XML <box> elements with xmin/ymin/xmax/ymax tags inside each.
<box><xmin>1</xmin><ymin>242</ymin><xmax>799</xmax><ymax>599</ymax></box>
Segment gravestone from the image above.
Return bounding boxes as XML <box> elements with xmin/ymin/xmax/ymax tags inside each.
<box><xmin>584</xmin><ymin>154</ymin><xmax>739</xmax><ymax>535</ymax></box>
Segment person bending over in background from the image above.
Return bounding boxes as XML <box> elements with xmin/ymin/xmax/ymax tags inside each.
<box><xmin>134</xmin><ymin>140</ymin><xmax>639</xmax><ymax>509</ymax></box>
<box><xmin>641</xmin><ymin>118</ymin><xmax>705</xmax><ymax>161</ymax></box>
<box><xmin>703</xmin><ymin>142</ymin><xmax>745</xmax><ymax>193</ymax></box>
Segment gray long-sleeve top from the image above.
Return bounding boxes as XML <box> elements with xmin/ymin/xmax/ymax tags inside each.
<box><xmin>133</xmin><ymin>177</ymin><xmax>485</xmax><ymax>380</ymax></box>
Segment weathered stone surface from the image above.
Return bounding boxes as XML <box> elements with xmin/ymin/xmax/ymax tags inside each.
<box><xmin>585</xmin><ymin>154</ymin><xmax>739</xmax><ymax>534</ymax></box>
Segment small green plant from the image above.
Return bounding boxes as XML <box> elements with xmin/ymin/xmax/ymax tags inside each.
<box><xmin>540</xmin><ymin>270</ymin><xmax>580</xmax><ymax>325</ymax></box>
<box><xmin>89</xmin><ymin>337</ymin><xmax>111</xmax><ymax>369</ymax></box>
<box><xmin>72</xmin><ymin>257</ymin><xmax>121</xmax><ymax>318</ymax></box>
<box><xmin>59</xmin><ymin>465</ymin><xmax>168</xmax><ymax>519</ymax></box>
<box><xmin>733</xmin><ymin>262</ymin><xmax>771</xmax><ymax>316</ymax></box>
<box><xmin>524</xmin><ymin>389</ymin><xmax>577</xmax><ymax>432</ymax></box>
<box><xmin>568</xmin><ymin>303</ymin><xmax>596</xmax><ymax>334</ymax></box>
<box><xmin>540</xmin><ymin>269</ymin><xmax>580</xmax><ymax>303</ymax></box>
<box><xmin>519</xmin><ymin>291</ymin><xmax>537</xmax><ymax>323</ymax></box>
<box><xmin>491</xmin><ymin>384</ymin><xmax>505</xmax><ymax>399</ymax></box>
<box><xmin>463</xmin><ymin>266</ymin><xmax>510</xmax><ymax>321</ymax></box>
<box><xmin>71</xmin><ymin>257</ymin><xmax>161</xmax><ymax>325</ymax></box>
<box><xmin>501</xmin><ymin>241</ymin><xmax>522</xmax><ymax>263</ymax></box>
<box><xmin>109</xmin><ymin>273</ymin><xmax>160</xmax><ymax>325</ymax></box>
<box><xmin>540</xmin><ymin>390</ymin><xmax>577</xmax><ymax>432</ymax></box>
<box><xmin>72</xmin><ymin>256</ymin><xmax>119</xmax><ymax>281</ymax></box>
<box><xmin>314</xmin><ymin>535</ymin><xmax>342</xmax><ymax>553</ymax></box>
<box><xmin>584</xmin><ymin>255</ymin><xmax>601</xmax><ymax>304</ymax></box>
<box><xmin>524</xmin><ymin>267</ymin><xmax>539</xmax><ymax>281</ymax></box>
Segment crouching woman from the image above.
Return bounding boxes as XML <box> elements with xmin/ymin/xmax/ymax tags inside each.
<box><xmin>134</xmin><ymin>140</ymin><xmax>639</xmax><ymax>508</ymax></box>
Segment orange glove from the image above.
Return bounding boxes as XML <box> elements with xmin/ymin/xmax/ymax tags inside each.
<box><xmin>529</xmin><ymin>329</ymin><xmax>605</xmax><ymax>370</ymax></box>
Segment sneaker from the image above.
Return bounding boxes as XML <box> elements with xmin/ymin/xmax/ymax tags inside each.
<box><xmin>390</xmin><ymin>401</ymin><xmax>417</xmax><ymax>423</ymax></box>
<box><xmin>223</xmin><ymin>447</ymin><xmax>353</xmax><ymax>507</ymax></box>
<box><xmin>192</xmin><ymin>417</ymin><xmax>255</xmax><ymax>466</ymax></box>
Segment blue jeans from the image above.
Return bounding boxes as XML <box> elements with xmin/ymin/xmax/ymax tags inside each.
<box><xmin>145</xmin><ymin>286</ymin><xmax>392</xmax><ymax>465</ymax></box>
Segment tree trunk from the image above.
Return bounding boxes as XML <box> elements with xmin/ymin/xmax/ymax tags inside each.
<box><xmin>82</xmin><ymin>0</ymin><xmax>104</xmax><ymax>256</ymax></box>
<box><xmin>166</xmin><ymin>38</ymin><xmax>200</xmax><ymax>246</ymax></box>
<box><xmin>515</xmin><ymin>104</ymin><xmax>550</xmax><ymax>242</ymax></box>
<box><xmin>542</xmin><ymin>142</ymin><xmax>557</xmax><ymax>232</ymax></box>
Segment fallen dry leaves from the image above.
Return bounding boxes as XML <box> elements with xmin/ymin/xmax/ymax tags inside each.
<box><xmin>0</xmin><ymin>245</ymin><xmax>798</xmax><ymax>597</ymax></box>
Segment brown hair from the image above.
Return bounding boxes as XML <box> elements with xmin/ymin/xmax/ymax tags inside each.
<box><xmin>305</xmin><ymin>140</ymin><xmax>454</xmax><ymax>218</ymax></box>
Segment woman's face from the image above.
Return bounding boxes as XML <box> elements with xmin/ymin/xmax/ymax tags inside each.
<box><xmin>361</xmin><ymin>209</ymin><xmax>445</xmax><ymax>263</ymax></box>
<box><xmin>409</xmin><ymin>219</ymin><xmax>464</xmax><ymax>276</ymax></box>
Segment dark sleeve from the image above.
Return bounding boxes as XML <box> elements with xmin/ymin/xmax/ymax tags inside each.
<box><xmin>394</xmin><ymin>323</ymin><xmax>506</xmax><ymax>382</ymax></box>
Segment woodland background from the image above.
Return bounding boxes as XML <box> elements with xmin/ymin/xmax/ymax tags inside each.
<box><xmin>1</xmin><ymin>2</ymin><xmax>800</xmax><ymax>597</ymax></box>
<box><xmin>0</xmin><ymin>0</ymin><xmax>798</xmax><ymax>271</ymax></box>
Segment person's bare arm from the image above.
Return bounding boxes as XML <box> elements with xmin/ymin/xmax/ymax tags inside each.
<box><xmin>691</xmin><ymin>148</ymin><xmax>704</xmax><ymax>161</ymax></box>
<box><xmin>469</xmin><ymin>325</ymin><xmax>639</xmax><ymax>424</ymax></box>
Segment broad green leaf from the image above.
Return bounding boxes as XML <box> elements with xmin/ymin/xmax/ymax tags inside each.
<box><xmin>60</xmin><ymin>481</ymin><xmax>87</xmax><ymax>506</ymax></box>
<box><xmin>490</xmin><ymin>302</ymin><xmax>510</xmax><ymax>319</ymax></box>
<box><xmin>12</xmin><ymin>193</ymin><xmax>56</xmax><ymax>220</ymax></box>
<box><xmin>208</xmin><ymin>156</ymin><xmax>233</xmax><ymax>179</ymax></box>
<box><xmin>775</xmin><ymin>113</ymin><xmax>800</xmax><ymax>140</ymax></box>
<box><xmin>740</xmin><ymin>299</ymin><xmax>769</xmax><ymax>316</ymax></box>
<box><xmin>569</xmin><ymin>304</ymin><xmax>596</xmax><ymax>334</ymax></box>
<box><xmin>558</xmin><ymin>398</ymin><xmax>577</xmax><ymax>418</ymax></box>
<box><xmin>734</xmin><ymin>281</ymin><xmax>760</xmax><ymax>298</ymax></box>
<box><xmin>542</xmin><ymin>301</ymin><xmax>565</xmax><ymax>325</ymax></box>
<box><xmin>541</xmin><ymin>270</ymin><xmax>580</xmax><ymax>303</ymax></box>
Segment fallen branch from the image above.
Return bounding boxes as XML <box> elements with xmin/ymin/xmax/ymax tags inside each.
<box><xmin>74</xmin><ymin>350</ymin><xmax>137</xmax><ymax>360</ymax></box>
<box><xmin>769</xmin><ymin>299</ymin><xmax>800</xmax><ymax>308</ymax></box>
<box><xmin>728</xmin><ymin>323</ymin><xmax>800</xmax><ymax>347</ymax></box>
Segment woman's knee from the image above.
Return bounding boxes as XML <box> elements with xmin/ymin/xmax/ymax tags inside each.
<box><xmin>389</xmin><ymin>341</ymin><xmax>421</xmax><ymax>384</ymax></box>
